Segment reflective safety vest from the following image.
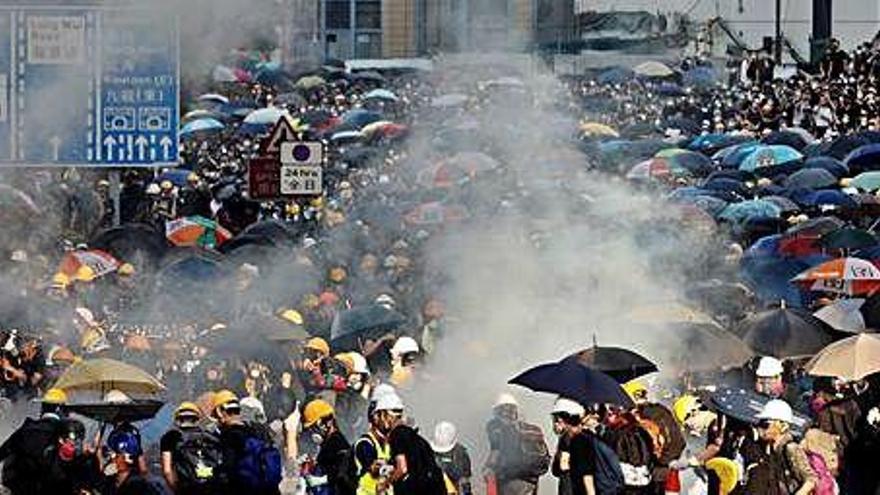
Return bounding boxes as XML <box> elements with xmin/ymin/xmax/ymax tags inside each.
<box><xmin>355</xmin><ymin>432</ymin><xmax>392</xmax><ymax>495</ymax></box>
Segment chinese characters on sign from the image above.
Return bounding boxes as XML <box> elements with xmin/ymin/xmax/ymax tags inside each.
<box><xmin>26</xmin><ymin>15</ymin><xmax>85</xmax><ymax>65</ymax></box>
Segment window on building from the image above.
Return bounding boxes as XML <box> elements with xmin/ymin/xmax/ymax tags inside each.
<box><xmin>326</xmin><ymin>0</ymin><xmax>351</xmax><ymax>29</ymax></box>
<box><xmin>356</xmin><ymin>1</ymin><xmax>381</xmax><ymax>30</ymax></box>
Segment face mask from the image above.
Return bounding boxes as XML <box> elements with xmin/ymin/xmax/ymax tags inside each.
<box><xmin>311</xmin><ymin>432</ymin><xmax>324</xmax><ymax>445</ymax></box>
<box><xmin>58</xmin><ymin>440</ymin><xmax>76</xmax><ymax>461</ymax></box>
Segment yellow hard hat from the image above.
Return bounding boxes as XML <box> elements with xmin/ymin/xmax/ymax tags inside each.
<box><xmin>310</xmin><ymin>196</ymin><xmax>324</xmax><ymax>208</ymax></box>
<box><xmin>175</xmin><ymin>401</ymin><xmax>201</xmax><ymax>417</ymax></box>
<box><xmin>51</xmin><ymin>272</ymin><xmax>70</xmax><ymax>288</ymax></box>
<box><xmin>335</xmin><ymin>353</ymin><xmax>355</xmax><ymax>372</ymax></box>
<box><xmin>302</xmin><ymin>294</ymin><xmax>320</xmax><ymax>310</ymax></box>
<box><xmin>705</xmin><ymin>457</ymin><xmax>740</xmax><ymax>495</ymax></box>
<box><xmin>303</xmin><ymin>399</ymin><xmax>334</xmax><ymax>428</ymax></box>
<box><xmin>117</xmin><ymin>263</ymin><xmax>135</xmax><ymax>276</ymax></box>
<box><xmin>673</xmin><ymin>394</ymin><xmax>700</xmax><ymax>424</ymax></box>
<box><xmin>278</xmin><ymin>309</ymin><xmax>304</xmax><ymax>325</ymax></box>
<box><xmin>212</xmin><ymin>389</ymin><xmax>239</xmax><ymax>410</ymax></box>
<box><xmin>43</xmin><ymin>388</ymin><xmax>69</xmax><ymax>405</ymax></box>
<box><xmin>328</xmin><ymin>267</ymin><xmax>347</xmax><ymax>283</ymax></box>
<box><xmin>623</xmin><ymin>380</ymin><xmax>648</xmax><ymax>401</ymax></box>
<box><xmin>305</xmin><ymin>337</ymin><xmax>330</xmax><ymax>356</ymax></box>
<box><xmin>74</xmin><ymin>265</ymin><xmax>97</xmax><ymax>282</ymax></box>
<box><xmin>160</xmin><ymin>180</ymin><xmax>174</xmax><ymax>190</ymax></box>
<box><xmin>285</xmin><ymin>202</ymin><xmax>301</xmax><ymax>216</ymax></box>
<box><xmin>80</xmin><ymin>327</ymin><xmax>104</xmax><ymax>351</ymax></box>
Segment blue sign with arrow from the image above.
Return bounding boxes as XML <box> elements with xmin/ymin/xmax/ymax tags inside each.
<box><xmin>0</xmin><ymin>3</ymin><xmax>179</xmax><ymax>167</ymax></box>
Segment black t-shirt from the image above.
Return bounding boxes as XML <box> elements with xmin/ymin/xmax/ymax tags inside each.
<box><xmin>104</xmin><ymin>472</ymin><xmax>170</xmax><ymax>495</ymax></box>
<box><xmin>389</xmin><ymin>424</ymin><xmax>438</xmax><ymax>495</ymax></box>
<box><xmin>159</xmin><ymin>429</ymin><xmax>182</xmax><ymax>454</ymax></box>
<box><xmin>568</xmin><ymin>433</ymin><xmax>597</xmax><ymax>495</ymax></box>
<box><xmin>316</xmin><ymin>430</ymin><xmax>354</xmax><ymax>495</ymax></box>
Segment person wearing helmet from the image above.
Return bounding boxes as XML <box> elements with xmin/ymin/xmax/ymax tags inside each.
<box><xmin>353</xmin><ymin>392</ymin><xmax>394</xmax><ymax>495</ymax></box>
<box><xmin>755</xmin><ymin>399</ymin><xmax>817</xmax><ymax>495</ymax></box>
<box><xmin>374</xmin><ymin>393</ymin><xmax>446</xmax><ymax>495</ymax></box>
<box><xmin>485</xmin><ymin>392</ymin><xmax>550</xmax><ymax>495</ymax></box>
<box><xmin>161</xmin><ymin>401</ymin><xmax>224</xmax><ymax>495</ymax></box>
<box><xmin>389</xmin><ymin>336</ymin><xmax>420</xmax><ymax>389</ymax></box>
<box><xmin>624</xmin><ymin>382</ymin><xmax>686</xmax><ymax>495</ymax></box>
<box><xmin>302</xmin><ymin>399</ymin><xmax>354</xmax><ymax>495</ymax></box>
<box><xmin>754</xmin><ymin>356</ymin><xmax>786</xmax><ymax>399</ymax></box>
<box><xmin>102</xmin><ymin>426</ymin><xmax>168</xmax><ymax>495</ymax></box>
<box><xmin>431</xmin><ymin>421</ymin><xmax>473</xmax><ymax>495</ymax></box>
<box><xmin>213</xmin><ymin>390</ymin><xmax>283</xmax><ymax>494</ymax></box>
<box><xmin>0</xmin><ymin>388</ymin><xmax>91</xmax><ymax>494</ymax></box>
<box><xmin>549</xmin><ymin>398</ymin><xmax>599</xmax><ymax>495</ymax></box>
<box><xmin>300</xmin><ymin>337</ymin><xmax>348</xmax><ymax>396</ymax></box>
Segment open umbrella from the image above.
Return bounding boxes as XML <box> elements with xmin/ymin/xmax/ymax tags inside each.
<box><xmin>633</xmin><ymin>61</ymin><xmax>675</xmax><ymax>78</ymax></box>
<box><xmin>626</xmin><ymin>158</ymin><xmax>688</xmax><ymax>181</ymax></box>
<box><xmin>792</xmin><ymin>257</ymin><xmax>880</xmax><ymax>296</ymax></box>
<box><xmin>818</xmin><ymin>228</ymin><xmax>878</xmax><ymax>251</ymax></box>
<box><xmin>813</xmin><ymin>298</ymin><xmax>867</xmax><ymax>333</ymax></box>
<box><xmin>805</xmin><ymin>334</ymin><xmax>880</xmax><ymax>381</ymax></box>
<box><xmin>509</xmin><ymin>357</ymin><xmax>634</xmax><ymax>408</ymax></box>
<box><xmin>54</xmin><ymin>358</ymin><xmax>164</xmax><ymax>395</ymax></box>
<box><xmin>181</xmin><ymin>118</ymin><xmax>225</xmax><ymax>137</ymax></box>
<box><xmin>783</xmin><ymin>168</ymin><xmax>837</xmax><ymax>190</ymax></box>
<box><xmin>851</xmin><ymin>171</ymin><xmax>880</xmax><ymax>191</ymax></box>
<box><xmin>580</xmin><ymin>122</ymin><xmax>619</xmax><ymax>139</ymax></box>
<box><xmin>363</xmin><ymin>88</ymin><xmax>399</xmax><ymax>102</ymax></box>
<box><xmin>762</xmin><ymin>130</ymin><xmax>809</xmax><ymax>151</ymax></box>
<box><xmin>734</xmin><ymin>306</ymin><xmax>836</xmax><ymax>358</ymax></box>
<box><xmin>739</xmin><ymin>145</ymin><xmax>803</xmax><ymax>171</ymax></box>
<box><xmin>845</xmin><ymin>143</ymin><xmax>880</xmax><ymax>173</ymax></box>
<box><xmin>165</xmin><ymin>216</ymin><xmax>232</xmax><ymax>249</ymax></box>
<box><xmin>719</xmin><ymin>200</ymin><xmax>782</xmax><ymax>223</ymax></box>
<box><xmin>569</xmin><ymin>346</ymin><xmax>658</xmax><ymax>383</ymax></box>
<box><xmin>339</xmin><ymin>109</ymin><xmax>384</xmax><ymax>130</ymax></box>
<box><xmin>295</xmin><ymin>75</ymin><xmax>326</xmax><ymax>91</ymax></box>
<box><xmin>707</xmin><ymin>386</ymin><xmax>810</xmax><ymax>431</ymax></box>
<box><xmin>67</xmin><ymin>399</ymin><xmax>165</xmax><ymax>423</ymax></box>
<box><xmin>56</xmin><ymin>249</ymin><xmax>122</xmax><ymax>283</ymax></box>
<box><xmin>803</xmin><ymin>157</ymin><xmax>849</xmax><ymax>178</ymax></box>
<box><xmin>330</xmin><ymin>304</ymin><xmax>407</xmax><ymax>349</ymax></box>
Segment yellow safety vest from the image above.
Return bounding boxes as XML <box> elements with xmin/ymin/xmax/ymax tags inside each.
<box><xmin>355</xmin><ymin>432</ymin><xmax>392</xmax><ymax>495</ymax></box>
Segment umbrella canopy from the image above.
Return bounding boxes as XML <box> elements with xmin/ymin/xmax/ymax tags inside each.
<box><xmin>762</xmin><ymin>130</ymin><xmax>809</xmax><ymax>151</ymax></box>
<box><xmin>803</xmin><ymin>157</ymin><xmax>849</xmax><ymax>178</ymax></box>
<box><xmin>580</xmin><ymin>122</ymin><xmax>619</xmax><ymax>139</ymax></box>
<box><xmin>796</xmin><ymin>189</ymin><xmax>858</xmax><ymax>209</ymax></box>
<box><xmin>626</xmin><ymin>158</ymin><xmax>688</xmax><ymax>181</ymax></box>
<box><xmin>805</xmin><ymin>334</ymin><xmax>880</xmax><ymax>381</ymax></box>
<box><xmin>783</xmin><ymin>168</ymin><xmax>838</xmax><ymax>190</ymax></box>
<box><xmin>792</xmin><ymin>257</ymin><xmax>880</xmax><ymax>296</ymax></box>
<box><xmin>719</xmin><ymin>200</ymin><xmax>782</xmax><ymax>223</ymax></box>
<box><xmin>243</xmin><ymin>107</ymin><xmax>289</xmax><ymax>126</ymax></box>
<box><xmin>54</xmin><ymin>358</ymin><xmax>164</xmax><ymax>394</ymax></box>
<box><xmin>181</xmin><ymin>118</ymin><xmax>224</xmax><ymax>137</ymax></box>
<box><xmin>351</xmin><ymin>71</ymin><xmax>386</xmax><ymax>84</ymax></box>
<box><xmin>363</xmin><ymin>88</ymin><xmax>399</xmax><ymax>102</ymax></box>
<box><xmin>597</xmin><ymin>66</ymin><xmax>633</xmax><ymax>85</ymax></box>
<box><xmin>197</xmin><ymin>93</ymin><xmax>228</xmax><ymax>105</ymax></box>
<box><xmin>721</xmin><ymin>142</ymin><xmax>761</xmax><ymax>168</ymax></box>
<box><xmin>851</xmin><ymin>171</ymin><xmax>880</xmax><ymax>191</ymax></box>
<box><xmin>66</xmin><ymin>399</ymin><xmax>165</xmax><ymax>423</ymax></box>
<box><xmin>734</xmin><ymin>306</ymin><xmax>836</xmax><ymax>358</ymax></box>
<box><xmin>165</xmin><ymin>216</ymin><xmax>233</xmax><ymax>249</ymax></box>
<box><xmin>294</xmin><ymin>75</ymin><xmax>326</xmax><ymax>90</ymax></box>
<box><xmin>813</xmin><ymin>298</ymin><xmax>867</xmax><ymax>333</ymax></box>
<box><xmin>330</xmin><ymin>304</ymin><xmax>407</xmax><ymax>348</ymax></box>
<box><xmin>707</xmin><ymin>386</ymin><xmax>810</xmax><ymax>431</ymax></box>
<box><xmin>762</xmin><ymin>196</ymin><xmax>800</xmax><ymax>215</ymax></box>
<box><xmin>273</xmin><ymin>92</ymin><xmax>308</xmax><ymax>108</ymax></box>
<box><xmin>633</xmin><ymin>61</ymin><xmax>675</xmax><ymax>78</ymax></box>
<box><xmin>786</xmin><ymin>216</ymin><xmax>845</xmax><ymax>237</ymax></box>
<box><xmin>568</xmin><ymin>346</ymin><xmax>658</xmax><ymax>383</ymax></box>
<box><xmin>739</xmin><ymin>145</ymin><xmax>803</xmax><ymax>171</ymax></box>
<box><xmin>845</xmin><ymin>143</ymin><xmax>880</xmax><ymax>173</ymax></box>
<box><xmin>57</xmin><ymin>249</ymin><xmax>121</xmax><ymax>283</ymax></box>
<box><xmin>340</xmin><ymin>109</ymin><xmax>384</xmax><ymax>130</ymax></box>
<box><xmin>509</xmin><ymin>358</ymin><xmax>634</xmax><ymax>408</ymax></box>
<box><xmin>818</xmin><ymin>228</ymin><xmax>878</xmax><ymax>251</ymax></box>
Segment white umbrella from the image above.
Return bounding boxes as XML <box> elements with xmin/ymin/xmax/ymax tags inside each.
<box><xmin>806</xmin><ymin>334</ymin><xmax>880</xmax><ymax>381</ymax></box>
<box><xmin>813</xmin><ymin>298</ymin><xmax>867</xmax><ymax>332</ymax></box>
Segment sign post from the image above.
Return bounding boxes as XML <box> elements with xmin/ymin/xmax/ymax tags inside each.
<box><xmin>247</xmin><ymin>115</ymin><xmax>325</xmax><ymax>200</ymax></box>
<box><xmin>0</xmin><ymin>3</ymin><xmax>180</xmax><ymax>167</ymax></box>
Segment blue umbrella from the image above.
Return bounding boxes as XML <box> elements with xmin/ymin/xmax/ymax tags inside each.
<box><xmin>656</xmin><ymin>82</ymin><xmax>686</xmax><ymax>97</ymax></box>
<box><xmin>762</xmin><ymin>195</ymin><xmax>800</xmax><ymax>214</ymax></box>
<box><xmin>797</xmin><ymin>189</ymin><xmax>857</xmax><ymax>209</ymax></box>
<box><xmin>783</xmin><ymin>168</ymin><xmax>837</xmax><ymax>190</ymax></box>
<box><xmin>719</xmin><ymin>199</ymin><xmax>782</xmax><ymax>223</ymax></box>
<box><xmin>845</xmin><ymin>143</ymin><xmax>880</xmax><ymax>172</ymax></box>
<box><xmin>682</xmin><ymin>66</ymin><xmax>718</xmax><ymax>87</ymax></box>
<box><xmin>363</xmin><ymin>88</ymin><xmax>399</xmax><ymax>102</ymax></box>
<box><xmin>706</xmin><ymin>169</ymin><xmax>756</xmax><ymax>183</ymax></box>
<box><xmin>674</xmin><ymin>194</ymin><xmax>729</xmax><ymax>217</ymax></box>
<box><xmin>739</xmin><ymin>145</ymin><xmax>803</xmax><ymax>172</ymax></box>
<box><xmin>803</xmin><ymin>156</ymin><xmax>849</xmax><ymax>178</ymax></box>
<box><xmin>689</xmin><ymin>133</ymin><xmax>750</xmax><ymax>153</ymax></box>
<box><xmin>509</xmin><ymin>357</ymin><xmax>634</xmax><ymax>408</ymax></box>
<box><xmin>721</xmin><ymin>142</ymin><xmax>761</xmax><ymax>168</ymax></box>
<box><xmin>596</xmin><ymin>66</ymin><xmax>633</xmax><ymax>85</ymax></box>
<box><xmin>154</xmin><ymin>169</ymin><xmax>191</xmax><ymax>188</ymax></box>
<box><xmin>702</xmin><ymin>177</ymin><xmax>750</xmax><ymax>197</ymax></box>
<box><xmin>180</xmin><ymin>118</ymin><xmax>225</xmax><ymax>137</ymax></box>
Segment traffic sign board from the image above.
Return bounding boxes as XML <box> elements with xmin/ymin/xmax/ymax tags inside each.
<box><xmin>280</xmin><ymin>141</ymin><xmax>322</xmax><ymax>165</ymax></box>
<box><xmin>280</xmin><ymin>165</ymin><xmax>322</xmax><ymax>195</ymax></box>
<box><xmin>261</xmin><ymin>114</ymin><xmax>302</xmax><ymax>154</ymax></box>
<box><xmin>0</xmin><ymin>3</ymin><xmax>179</xmax><ymax>167</ymax></box>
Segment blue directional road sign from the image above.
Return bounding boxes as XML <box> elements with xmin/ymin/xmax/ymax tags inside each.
<box><xmin>0</xmin><ymin>3</ymin><xmax>179</xmax><ymax>166</ymax></box>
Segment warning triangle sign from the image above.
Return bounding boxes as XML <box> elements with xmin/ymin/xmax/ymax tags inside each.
<box><xmin>261</xmin><ymin>115</ymin><xmax>303</xmax><ymax>154</ymax></box>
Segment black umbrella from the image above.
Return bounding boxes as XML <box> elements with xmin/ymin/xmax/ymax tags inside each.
<box><xmin>90</xmin><ymin>223</ymin><xmax>167</xmax><ymax>269</ymax></box>
<box><xmin>803</xmin><ymin>157</ymin><xmax>849</xmax><ymax>178</ymax></box>
<box><xmin>705</xmin><ymin>386</ymin><xmax>809</xmax><ymax>431</ymax></box>
<box><xmin>351</xmin><ymin>71</ymin><xmax>386</xmax><ymax>84</ymax></box>
<box><xmin>783</xmin><ymin>168</ymin><xmax>838</xmax><ymax>190</ymax></box>
<box><xmin>568</xmin><ymin>346</ymin><xmax>658</xmax><ymax>383</ymax></box>
<box><xmin>733</xmin><ymin>306</ymin><xmax>836</xmax><ymax>358</ymax></box>
<box><xmin>330</xmin><ymin>304</ymin><xmax>407</xmax><ymax>349</ymax></box>
<box><xmin>785</xmin><ymin>216</ymin><xmax>845</xmax><ymax>237</ymax></box>
<box><xmin>66</xmin><ymin>399</ymin><xmax>164</xmax><ymax>423</ymax></box>
<box><xmin>762</xmin><ymin>130</ymin><xmax>808</xmax><ymax>151</ymax></box>
<box><xmin>509</xmin><ymin>357</ymin><xmax>634</xmax><ymax>408</ymax></box>
<box><xmin>818</xmin><ymin>228</ymin><xmax>878</xmax><ymax>251</ymax></box>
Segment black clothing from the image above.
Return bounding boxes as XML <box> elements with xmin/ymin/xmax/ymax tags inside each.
<box><xmin>568</xmin><ymin>433</ymin><xmax>597</xmax><ymax>495</ymax></box>
<box><xmin>316</xmin><ymin>430</ymin><xmax>354</xmax><ymax>495</ymax></box>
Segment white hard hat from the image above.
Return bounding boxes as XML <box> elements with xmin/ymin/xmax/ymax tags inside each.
<box><xmin>494</xmin><ymin>392</ymin><xmax>518</xmax><ymax>408</ymax></box>
<box><xmin>374</xmin><ymin>393</ymin><xmax>405</xmax><ymax>413</ymax></box>
<box><xmin>372</xmin><ymin>383</ymin><xmax>397</xmax><ymax>401</ymax></box>
<box><xmin>755</xmin><ymin>356</ymin><xmax>784</xmax><ymax>378</ymax></box>
<box><xmin>375</xmin><ymin>293</ymin><xmax>396</xmax><ymax>308</ymax></box>
<box><xmin>74</xmin><ymin>307</ymin><xmax>96</xmax><ymax>326</ymax></box>
<box><xmin>552</xmin><ymin>397</ymin><xmax>585</xmax><ymax>417</ymax></box>
<box><xmin>348</xmin><ymin>352</ymin><xmax>370</xmax><ymax>375</ymax></box>
<box><xmin>240</xmin><ymin>396</ymin><xmax>267</xmax><ymax>421</ymax></box>
<box><xmin>756</xmin><ymin>399</ymin><xmax>794</xmax><ymax>423</ymax></box>
<box><xmin>431</xmin><ymin>421</ymin><xmax>458</xmax><ymax>454</ymax></box>
<box><xmin>145</xmin><ymin>183</ymin><xmax>160</xmax><ymax>195</ymax></box>
<box><xmin>390</xmin><ymin>336</ymin><xmax>419</xmax><ymax>357</ymax></box>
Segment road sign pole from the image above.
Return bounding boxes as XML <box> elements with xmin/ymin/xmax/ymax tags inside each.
<box><xmin>110</xmin><ymin>169</ymin><xmax>121</xmax><ymax>227</ymax></box>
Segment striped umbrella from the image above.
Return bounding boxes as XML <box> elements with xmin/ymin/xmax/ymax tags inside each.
<box><xmin>56</xmin><ymin>249</ymin><xmax>122</xmax><ymax>282</ymax></box>
<box><xmin>165</xmin><ymin>216</ymin><xmax>232</xmax><ymax>249</ymax></box>
<box><xmin>792</xmin><ymin>257</ymin><xmax>880</xmax><ymax>296</ymax></box>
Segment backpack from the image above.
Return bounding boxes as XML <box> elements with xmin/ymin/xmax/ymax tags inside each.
<box><xmin>394</xmin><ymin>426</ymin><xmax>447</xmax><ymax>495</ymax></box>
<box><xmin>333</xmin><ymin>448</ymin><xmax>360</xmax><ymax>494</ymax></box>
<box><xmin>235</xmin><ymin>431</ymin><xmax>283</xmax><ymax>490</ymax></box>
<box><xmin>590</xmin><ymin>434</ymin><xmax>625</xmax><ymax>495</ymax></box>
<box><xmin>606</xmin><ymin>425</ymin><xmax>653</xmax><ymax>487</ymax></box>
<box><xmin>174</xmin><ymin>427</ymin><xmax>224</xmax><ymax>487</ymax></box>
<box><xmin>509</xmin><ymin>421</ymin><xmax>551</xmax><ymax>480</ymax></box>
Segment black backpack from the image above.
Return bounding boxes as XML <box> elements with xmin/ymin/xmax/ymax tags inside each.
<box><xmin>508</xmin><ymin>421</ymin><xmax>551</xmax><ymax>481</ymax></box>
<box><xmin>174</xmin><ymin>427</ymin><xmax>224</xmax><ymax>488</ymax></box>
<box><xmin>394</xmin><ymin>426</ymin><xmax>447</xmax><ymax>495</ymax></box>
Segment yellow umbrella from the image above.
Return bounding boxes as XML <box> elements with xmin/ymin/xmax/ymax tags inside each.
<box><xmin>53</xmin><ymin>358</ymin><xmax>164</xmax><ymax>395</ymax></box>
<box><xmin>805</xmin><ymin>333</ymin><xmax>880</xmax><ymax>381</ymax></box>
<box><xmin>295</xmin><ymin>75</ymin><xmax>326</xmax><ymax>90</ymax></box>
<box><xmin>580</xmin><ymin>122</ymin><xmax>619</xmax><ymax>138</ymax></box>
